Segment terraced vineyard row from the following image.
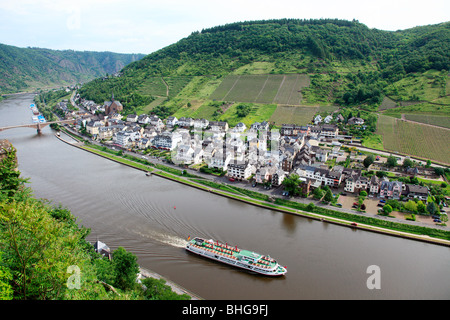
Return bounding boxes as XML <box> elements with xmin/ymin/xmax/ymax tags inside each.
<box><xmin>377</xmin><ymin>114</ymin><xmax>450</xmax><ymax>164</ymax></box>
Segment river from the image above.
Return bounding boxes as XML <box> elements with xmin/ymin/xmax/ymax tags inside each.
<box><xmin>1</xmin><ymin>93</ymin><xmax>449</xmax><ymax>300</ymax></box>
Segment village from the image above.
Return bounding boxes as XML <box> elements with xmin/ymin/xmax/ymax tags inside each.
<box><xmin>54</xmin><ymin>93</ymin><xmax>449</xmax><ymax>227</ymax></box>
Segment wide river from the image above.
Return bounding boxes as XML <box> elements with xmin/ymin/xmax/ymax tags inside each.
<box><xmin>1</xmin><ymin>93</ymin><xmax>449</xmax><ymax>300</ymax></box>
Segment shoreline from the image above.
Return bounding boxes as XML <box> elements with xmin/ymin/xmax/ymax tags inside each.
<box><xmin>55</xmin><ymin>129</ymin><xmax>450</xmax><ymax>247</ymax></box>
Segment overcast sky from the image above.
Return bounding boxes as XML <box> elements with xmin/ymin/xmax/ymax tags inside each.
<box><xmin>0</xmin><ymin>0</ymin><xmax>448</xmax><ymax>54</ymax></box>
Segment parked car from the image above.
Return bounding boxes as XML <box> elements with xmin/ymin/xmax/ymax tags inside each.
<box><xmin>434</xmin><ymin>219</ymin><xmax>442</xmax><ymax>223</ymax></box>
<box><xmin>336</xmin><ymin>203</ymin><xmax>342</xmax><ymax>207</ymax></box>
<box><xmin>229</xmin><ymin>178</ymin><xmax>235</xmax><ymax>182</ymax></box>
<box><xmin>377</xmin><ymin>203</ymin><xmax>384</xmax><ymax>207</ymax></box>
<box><xmin>352</xmin><ymin>205</ymin><xmax>358</xmax><ymax>208</ymax></box>
<box><xmin>379</xmin><ymin>199</ymin><xmax>386</xmax><ymax>203</ymax></box>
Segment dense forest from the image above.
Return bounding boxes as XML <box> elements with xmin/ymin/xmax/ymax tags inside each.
<box><xmin>0</xmin><ymin>141</ymin><xmax>190</xmax><ymax>300</ymax></box>
<box><xmin>0</xmin><ymin>43</ymin><xmax>145</xmax><ymax>93</ymax></box>
<box><xmin>77</xmin><ymin>19</ymin><xmax>449</xmax><ymax>116</ymax></box>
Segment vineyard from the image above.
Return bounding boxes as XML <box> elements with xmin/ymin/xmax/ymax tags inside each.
<box><xmin>377</xmin><ymin>114</ymin><xmax>450</xmax><ymax>164</ymax></box>
<box><xmin>403</xmin><ymin>114</ymin><xmax>450</xmax><ymax>129</ymax></box>
<box><xmin>209</xmin><ymin>74</ymin><xmax>310</xmax><ymax>105</ymax></box>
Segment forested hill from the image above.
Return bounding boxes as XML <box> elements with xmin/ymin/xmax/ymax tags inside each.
<box><xmin>78</xmin><ymin>19</ymin><xmax>449</xmax><ymax>115</ymax></box>
<box><xmin>0</xmin><ymin>43</ymin><xmax>145</xmax><ymax>93</ymax></box>
<box><xmin>124</xmin><ymin>19</ymin><xmax>449</xmax><ymax>77</ymax></box>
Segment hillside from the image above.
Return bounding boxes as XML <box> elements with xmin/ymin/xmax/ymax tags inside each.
<box><xmin>0</xmin><ymin>43</ymin><xmax>145</xmax><ymax>93</ymax></box>
<box><xmin>77</xmin><ymin>19</ymin><xmax>449</xmax><ymax>120</ymax></box>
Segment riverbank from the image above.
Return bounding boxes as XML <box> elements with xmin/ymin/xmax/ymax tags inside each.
<box><xmin>55</xmin><ymin>128</ymin><xmax>450</xmax><ymax>247</ymax></box>
<box><xmin>138</xmin><ymin>268</ymin><xmax>202</xmax><ymax>300</ymax></box>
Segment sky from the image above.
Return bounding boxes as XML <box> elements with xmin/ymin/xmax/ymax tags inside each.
<box><xmin>0</xmin><ymin>0</ymin><xmax>448</xmax><ymax>55</ymax></box>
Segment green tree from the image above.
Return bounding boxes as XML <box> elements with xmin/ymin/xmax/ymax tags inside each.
<box><xmin>0</xmin><ymin>199</ymin><xmax>90</xmax><ymax>299</ymax></box>
<box><xmin>313</xmin><ymin>187</ymin><xmax>324</xmax><ymax>200</ymax></box>
<box><xmin>427</xmin><ymin>201</ymin><xmax>438</xmax><ymax>215</ymax></box>
<box><xmin>383</xmin><ymin>204</ymin><xmax>393</xmax><ymax>214</ymax></box>
<box><xmin>282</xmin><ymin>174</ymin><xmax>301</xmax><ymax>196</ymax></box>
<box><xmin>363</xmin><ymin>155</ymin><xmax>375</xmax><ymax>168</ymax></box>
<box><xmin>386</xmin><ymin>156</ymin><xmax>397</xmax><ymax>167</ymax></box>
<box><xmin>0</xmin><ymin>144</ymin><xmax>28</xmax><ymax>201</ymax></box>
<box><xmin>402</xmin><ymin>158</ymin><xmax>414</xmax><ymax>168</ymax></box>
<box><xmin>323</xmin><ymin>189</ymin><xmax>333</xmax><ymax>202</ymax></box>
<box><xmin>404</xmin><ymin>200</ymin><xmax>418</xmax><ymax>213</ymax></box>
<box><xmin>417</xmin><ymin>201</ymin><xmax>427</xmax><ymax>214</ymax></box>
<box><xmin>0</xmin><ymin>253</ymin><xmax>13</xmax><ymax>300</ymax></box>
<box><xmin>141</xmin><ymin>277</ymin><xmax>191</xmax><ymax>300</ymax></box>
<box><xmin>112</xmin><ymin>247</ymin><xmax>139</xmax><ymax>291</ymax></box>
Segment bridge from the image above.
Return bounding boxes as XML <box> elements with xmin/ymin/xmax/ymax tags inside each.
<box><xmin>0</xmin><ymin>119</ymin><xmax>76</xmax><ymax>134</ymax></box>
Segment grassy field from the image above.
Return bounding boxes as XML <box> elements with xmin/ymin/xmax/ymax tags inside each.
<box><xmin>383</xmin><ymin>70</ymin><xmax>449</xmax><ymax>103</ymax></box>
<box><xmin>209</xmin><ymin>74</ymin><xmax>310</xmax><ymax>105</ymax></box>
<box><xmin>377</xmin><ymin>114</ymin><xmax>450</xmax><ymax>164</ymax></box>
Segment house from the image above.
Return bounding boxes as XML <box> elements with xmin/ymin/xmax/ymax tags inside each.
<box><xmin>314</xmin><ymin>115</ymin><xmax>322</xmax><ymax>124</ymax></box>
<box><xmin>405</xmin><ymin>184</ymin><xmax>428</xmax><ymax>201</ymax></box>
<box><xmin>149</xmin><ymin>115</ymin><xmax>164</xmax><ymax>130</ymax></box>
<box><xmin>177</xmin><ymin>117</ymin><xmax>194</xmax><ymax>128</ymax></box>
<box><xmin>348</xmin><ymin>117</ymin><xmax>365</xmax><ymax>125</ymax></box>
<box><xmin>311</xmin><ymin>146</ymin><xmax>328</xmax><ymax>162</ymax></box>
<box><xmin>227</xmin><ymin>160</ymin><xmax>254</xmax><ymax>180</ymax></box>
<box><xmin>85</xmin><ymin>119</ymin><xmax>105</xmax><ymax>137</ymax></box>
<box><xmin>208</xmin><ymin>150</ymin><xmax>231</xmax><ymax>171</ymax></box>
<box><xmin>126</xmin><ymin>114</ymin><xmax>138</xmax><ymax>123</ymax></box>
<box><xmin>324</xmin><ymin>115</ymin><xmax>333</xmax><ymax>123</ymax></box>
<box><xmin>174</xmin><ymin>144</ymin><xmax>195</xmax><ymax>164</ymax></box>
<box><xmin>137</xmin><ymin>114</ymin><xmax>150</xmax><ymax>125</ymax></box>
<box><xmin>369</xmin><ymin>175</ymin><xmax>381</xmax><ymax>195</ymax></box>
<box><xmin>250</xmin><ymin>121</ymin><xmax>269</xmax><ymax>132</ymax></box>
<box><xmin>379</xmin><ymin>180</ymin><xmax>403</xmax><ymax>199</ymax></box>
<box><xmin>166</xmin><ymin>116</ymin><xmax>178</xmax><ymax>127</ymax></box>
<box><xmin>94</xmin><ymin>240</ymin><xmax>111</xmax><ymax>260</ymax></box>
<box><xmin>138</xmin><ymin>138</ymin><xmax>151</xmax><ymax>149</ymax></box>
<box><xmin>98</xmin><ymin>126</ymin><xmax>114</xmax><ymax>140</ymax></box>
<box><xmin>255</xmin><ymin>166</ymin><xmax>276</xmax><ymax>184</ymax></box>
<box><xmin>209</xmin><ymin>121</ymin><xmax>229</xmax><ymax>132</ymax></box>
<box><xmin>233</xmin><ymin>122</ymin><xmax>247</xmax><ymax>133</ymax></box>
<box><xmin>319</xmin><ymin>124</ymin><xmax>339</xmax><ymax>139</ymax></box>
<box><xmin>152</xmin><ymin>131</ymin><xmax>182</xmax><ymax>150</ymax></box>
<box><xmin>343</xmin><ymin>169</ymin><xmax>367</xmax><ymax>193</ymax></box>
<box><xmin>271</xmin><ymin>169</ymin><xmax>285</xmax><ymax>186</ymax></box>
<box><xmin>194</xmin><ymin>118</ymin><xmax>209</xmax><ymax>130</ymax></box>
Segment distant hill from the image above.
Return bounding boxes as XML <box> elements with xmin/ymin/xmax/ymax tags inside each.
<box><xmin>76</xmin><ymin>19</ymin><xmax>449</xmax><ymax>117</ymax></box>
<box><xmin>0</xmin><ymin>43</ymin><xmax>145</xmax><ymax>93</ymax></box>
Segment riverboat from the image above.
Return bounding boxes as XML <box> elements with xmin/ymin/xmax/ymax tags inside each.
<box><xmin>186</xmin><ymin>237</ymin><xmax>287</xmax><ymax>276</ymax></box>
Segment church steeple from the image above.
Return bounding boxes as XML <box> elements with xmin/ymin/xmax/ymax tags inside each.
<box><xmin>111</xmin><ymin>92</ymin><xmax>114</xmax><ymax>102</ymax></box>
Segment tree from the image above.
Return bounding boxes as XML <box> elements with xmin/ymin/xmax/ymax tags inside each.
<box><xmin>417</xmin><ymin>201</ymin><xmax>427</xmax><ymax>214</ymax></box>
<box><xmin>313</xmin><ymin>187</ymin><xmax>324</xmax><ymax>200</ymax></box>
<box><xmin>112</xmin><ymin>247</ymin><xmax>139</xmax><ymax>291</ymax></box>
<box><xmin>427</xmin><ymin>202</ymin><xmax>438</xmax><ymax>216</ymax></box>
<box><xmin>402</xmin><ymin>158</ymin><xmax>413</xmax><ymax>168</ymax></box>
<box><xmin>386</xmin><ymin>156</ymin><xmax>397</xmax><ymax>167</ymax></box>
<box><xmin>282</xmin><ymin>174</ymin><xmax>301</xmax><ymax>196</ymax></box>
<box><xmin>383</xmin><ymin>204</ymin><xmax>393</xmax><ymax>214</ymax></box>
<box><xmin>0</xmin><ymin>253</ymin><xmax>13</xmax><ymax>300</ymax></box>
<box><xmin>0</xmin><ymin>143</ymin><xmax>28</xmax><ymax>201</ymax></box>
<box><xmin>323</xmin><ymin>189</ymin><xmax>333</xmax><ymax>202</ymax></box>
<box><xmin>363</xmin><ymin>155</ymin><xmax>375</xmax><ymax>168</ymax></box>
<box><xmin>141</xmin><ymin>277</ymin><xmax>190</xmax><ymax>300</ymax></box>
<box><xmin>0</xmin><ymin>199</ymin><xmax>91</xmax><ymax>299</ymax></box>
<box><xmin>404</xmin><ymin>200</ymin><xmax>418</xmax><ymax>213</ymax></box>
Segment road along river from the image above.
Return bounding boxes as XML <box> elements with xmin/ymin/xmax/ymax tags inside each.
<box><xmin>1</xmin><ymin>93</ymin><xmax>449</xmax><ymax>300</ymax></box>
